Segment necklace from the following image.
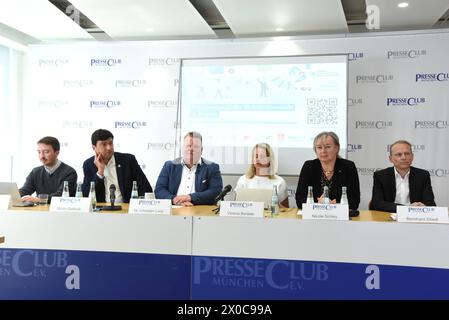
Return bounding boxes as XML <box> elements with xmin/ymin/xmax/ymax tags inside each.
<box><xmin>322</xmin><ymin>168</ymin><xmax>334</xmax><ymax>176</ymax></box>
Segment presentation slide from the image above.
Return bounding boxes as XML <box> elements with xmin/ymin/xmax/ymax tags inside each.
<box><xmin>180</xmin><ymin>55</ymin><xmax>347</xmax><ymax>175</ymax></box>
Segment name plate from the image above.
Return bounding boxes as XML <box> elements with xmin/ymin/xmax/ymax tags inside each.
<box><xmin>128</xmin><ymin>199</ymin><xmax>171</xmax><ymax>215</ymax></box>
<box><xmin>302</xmin><ymin>204</ymin><xmax>349</xmax><ymax>221</ymax></box>
<box><xmin>219</xmin><ymin>201</ymin><xmax>264</xmax><ymax>218</ymax></box>
<box><xmin>0</xmin><ymin>195</ymin><xmax>11</xmax><ymax>210</ymax></box>
<box><xmin>397</xmin><ymin>206</ymin><xmax>449</xmax><ymax>224</ymax></box>
<box><xmin>49</xmin><ymin>197</ymin><xmax>92</xmax><ymax>213</ymax></box>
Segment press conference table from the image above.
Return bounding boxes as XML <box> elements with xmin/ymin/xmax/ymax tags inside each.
<box><xmin>2</xmin><ymin>204</ymin><xmax>449</xmax><ymax>299</ymax></box>
<box><xmin>11</xmin><ymin>203</ymin><xmax>392</xmax><ymax>222</ymax></box>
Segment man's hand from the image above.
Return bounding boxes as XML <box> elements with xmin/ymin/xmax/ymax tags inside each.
<box><xmin>411</xmin><ymin>202</ymin><xmax>425</xmax><ymax>206</ymax></box>
<box><xmin>94</xmin><ymin>152</ymin><xmax>106</xmax><ymax>176</ymax></box>
<box><xmin>173</xmin><ymin>195</ymin><xmax>192</xmax><ymax>205</ymax></box>
<box><xmin>21</xmin><ymin>195</ymin><xmax>39</xmax><ymax>203</ymax></box>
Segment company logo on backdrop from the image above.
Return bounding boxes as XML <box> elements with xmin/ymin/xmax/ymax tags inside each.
<box><xmin>355</xmin><ymin>121</ymin><xmax>393</xmax><ymax>129</ymax></box>
<box><xmin>114</xmin><ymin>121</ymin><xmax>147</xmax><ymax>129</ymax></box>
<box><xmin>357</xmin><ymin>167</ymin><xmax>383</xmax><ymax>176</ymax></box>
<box><xmin>347</xmin><ymin>144</ymin><xmax>362</xmax><ymax>152</ymax></box>
<box><xmin>356</xmin><ymin>74</ymin><xmax>394</xmax><ymax>84</ymax></box>
<box><xmin>90</xmin><ymin>100</ymin><xmax>121</xmax><ymax>108</ymax></box>
<box><xmin>386</xmin><ymin>97</ymin><xmax>426</xmax><ymax>107</ymax></box>
<box><xmin>39</xmin><ymin>100</ymin><xmax>69</xmax><ymax>108</ymax></box>
<box><xmin>427</xmin><ymin>168</ymin><xmax>449</xmax><ymax>178</ymax></box>
<box><xmin>148</xmin><ymin>58</ymin><xmax>180</xmax><ymax>66</ymax></box>
<box><xmin>348</xmin><ymin>52</ymin><xmax>364</xmax><ymax>61</ymax></box>
<box><xmin>147</xmin><ymin>142</ymin><xmax>175</xmax><ymax>150</ymax></box>
<box><xmin>115</xmin><ymin>80</ymin><xmax>146</xmax><ymax>87</ymax></box>
<box><xmin>38</xmin><ymin>59</ymin><xmax>69</xmax><ymax>67</ymax></box>
<box><xmin>63</xmin><ymin>120</ymin><xmax>93</xmax><ymax>129</ymax></box>
<box><xmin>193</xmin><ymin>257</ymin><xmax>329</xmax><ymax>291</ymax></box>
<box><xmin>387</xmin><ymin>49</ymin><xmax>426</xmax><ymax>59</ymax></box>
<box><xmin>63</xmin><ymin>80</ymin><xmax>94</xmax><ymax>87</ymax></box>
<box><xmin>414</xmin><ymin>121</ymin><xmax>449</xmax><ymax>129</ymax></box>
<box><xmin>415</xmin><ymin>73</ymin><xmax>449</xmax><ymax>82</ymax></box>
<box><xmin>90</xmin><ymin>58</ymin><xmax>122</xmax><ymax>66</ymax></box>
<box><xmin>348</xmin><ymin>98</ymin><xmax>363</xmax><ymax>106</ymax></box>
<box><xmin>386</xmin><ymin>144</ymin><xmax>425</xmax><ymax>153</ymax></box>
<box><xmin>147</xmin><ymin>100</ymin><xmax>177</xmax><ymax>108</ymax></box>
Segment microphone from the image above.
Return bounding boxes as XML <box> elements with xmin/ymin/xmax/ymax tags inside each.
<box><xmin>214</xmin><ymin>185</ymin><xmax>232</xmax><ymax>203</ymax></box>
<box><xmin>98</xmin><ymin>184</ymin><xmax>122</xmax><ymax>211</ymax></box>
<box><xmin>109</xmin><ymin>184</ymin><xmax>116</xmax><ymax>207</ymax></box>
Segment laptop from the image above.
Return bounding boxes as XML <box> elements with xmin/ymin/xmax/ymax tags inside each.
<box><xmin>235</xmin><ymin>188</ymin><xmax>273</xmax><ymax>209</ymax></box>
<box><xmin>0</xmin><ymin>182</ymin><xmax>35</xmax><ymax>207</ymax></box>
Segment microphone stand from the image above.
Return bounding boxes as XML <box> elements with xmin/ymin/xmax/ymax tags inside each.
<box><xmin>99</xmin><ymin>196</ymin><xmax>122</xmax><ymax>211</ymax></box>
<box><xmin>213</xmin><ymin>196</ymin><xmax>225</xmax><ymax>214</ymax></box>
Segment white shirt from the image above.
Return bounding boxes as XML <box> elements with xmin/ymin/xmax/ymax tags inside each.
<box><xmin>44</xmin><ymin>159</ymin><xmax>62</xmax><ymax>175</ymax></box>
<box><xmin>100</xmin><ymin>155</ymin><xmax>124</xmax><ymax>203</ymax></box>
<box><xmin>177</xmin><ymin>158</ymin><xmax>202</xmax><ymax>196</ymax></box>
<box><xmin>235</xmin><ymin>175</ymin><xmax>288</xmax><ymax>202</ymax></box>
<box><xmin>394</xmin><ymin>167</ymin><xmax>410</xmax><ymax>205</ymax></box>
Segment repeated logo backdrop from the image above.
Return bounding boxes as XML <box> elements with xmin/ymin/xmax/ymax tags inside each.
<box><xmin>22</xmin><ymin>32</ymin><xmax>449</xmax><ymax>208</ymax></box>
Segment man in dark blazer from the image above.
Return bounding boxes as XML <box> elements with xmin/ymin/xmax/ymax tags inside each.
<box><xmin>82</xmin><ymin>129</ymin><xmax>152</xmax><ymax>203</ymax></box>
<box><xmin>155</xmin><ymin>132</ymin><xmax>223</xmax><ymax>206</ymax></box>
<box><xmin>370</xmin><ymin>140</ymin><xmax>435</xmax><ymax>213</ymax></box>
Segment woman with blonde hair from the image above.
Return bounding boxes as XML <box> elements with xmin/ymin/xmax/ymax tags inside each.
<box><xmin>236</xmin><ymin>143</ymin><xmax>289</xmax><ymax>207</ymax></box>
<box><xmin>295</xmin><ymin>131</ymin><xmax>360</xmax><ymax>209</ymax></box>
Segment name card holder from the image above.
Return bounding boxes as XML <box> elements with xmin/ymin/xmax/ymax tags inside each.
<box><xmin>219</xmin><ymin>201</ymin><xmax>264</xmax><ymax>218</ymax></box>
<box><xmin>397</xmin><ymin>206</ymin><xmax>449</xmax><ymax>224</ymax></box>
<box><xmin>0</xmin><ymin>195</ymin><xmax>11</xmax><ymax>210</ymax></box>
<box><xmin>128</xmin><ymin>199</ymin><xmax>171</xmax><ymax>215</ymax></box>
<box><xmin>302</xmin><ymin>203</ymin><xmax>349</xmax><ymax>221</ymax></box>
<box><xmin>49</xmin><ymin>197</ymin><xmax>92</xmax><ymax>213</ymax></box>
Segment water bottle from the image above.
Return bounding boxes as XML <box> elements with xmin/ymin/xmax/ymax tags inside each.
<box><xmin>62</xmin><ymin>181</ymin><xmax>70</xmax><ymax>197</ymax></box>
<box><xmin>340</xmin><ymin>186</ymin><xmax>348</xmax><ymax>205</ymax></box>
<box><xmin>89</xmin><ymin>181</ymin><xmax>97</xmax><ymax>210</ymax></box>
<box><xmin>323</xmin><ymin>186</ymin><xmax>330</xmax><ymax>204</ymax></box>
<box><xmin>131</xmin><ymin>181</ymin><xmax>138</xmax><ymax>199</ymax></box>
<box><xmin>270</xmin><ymin>185</ymin><xmax>280</xmax><ymax>216</ymax></box>
<box><xmin>75</xmin><ymin>182</ymin><xmax>83</xmax><ymax>198</ymax></box>
<box><xmin>306</xmin><ymin>186</ymin><xmax>314</xmax><ymax>204</ymax></box>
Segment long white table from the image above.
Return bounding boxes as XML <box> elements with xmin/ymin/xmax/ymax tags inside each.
<box><xmin>1</xmin><ymin>207</ymin><xmax>448</xmax><ymax>299</ymax></box>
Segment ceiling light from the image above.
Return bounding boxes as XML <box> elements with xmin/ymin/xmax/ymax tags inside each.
<box><xmin>275</xmin><ymin>27</ymin><xmax>284</xmax><ymax>32</ymax></box>
<box><xmin>397</xmin><ymin>2</ymin><xmax>409</xmax><ymax>8</ymax></box>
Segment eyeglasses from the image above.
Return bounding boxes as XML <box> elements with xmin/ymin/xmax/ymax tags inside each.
<box><xmin>392</xmin><ymin>152</ymin><xmax>412</xmax><ymax>157</ymax></box>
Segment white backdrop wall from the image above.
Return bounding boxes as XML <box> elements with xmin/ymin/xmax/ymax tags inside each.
<box><xmin>19</xmin><ymin>31</ymin><xmax>449</xmax><ymax>209</ymax></box>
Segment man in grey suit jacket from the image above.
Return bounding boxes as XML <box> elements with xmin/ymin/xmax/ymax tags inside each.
<box><xmin>370</xmin><ymin>140</ymin><xmax>436</xmax><ymax>213</ymax></box>
<box><xmin>155</xmin><ymin>132</ymin><xmax>223</xmax><ymax>206</ymax></box>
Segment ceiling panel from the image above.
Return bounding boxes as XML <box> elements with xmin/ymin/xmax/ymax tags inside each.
<box><xmin>70</xmin><ymin>0</ymin><xmax>216</xmax><ymax>40</ymax></box>
<box><xmin>212</xmin><ymin>0</ymin><xmax>349</xmax><ymax>36</ymax></box>
<box><xmin>0</xmin><ymin>0</ymin><xmax>92</xmax><ymax>40</ymax></box>
<box><xmin>366</xmin><ymin>0</ymin><xmax>449</xmax><ymax>29</ymax></box>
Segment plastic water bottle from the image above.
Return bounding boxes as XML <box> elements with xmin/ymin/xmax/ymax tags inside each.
<box><xmin>89</xmin><ymin>181</ymin><xmax>97</xmax><ymax>210</ymax></box>
<box><xmin>323</xmin><ymin>186</ymin><xmax>330</xmax><ymax>204</ymax></box>
<box><xmin>131</xmin><ymin>181</ymin><xmax>138</xmax><ymax>199</ymax></box>
<box><xmin>62</xmin><ymin>181</ymin><xmax>70</xmax><ymax>197</ymax></box>
<box><xmin>75</xmin><ymin>182</ymin><xmax>83</xmax><ymax>198</ymax></box>
<box><xmin>270</xmin><ymin>185</ymin><xmax>280</xmax><ymax>216</ymax></box>
<box><xmin>306</xmin><ymin>186</ymin><xmax>314</xmax><ymax>204</ymax></box>
<box><xmin>340</xmin><ymin>186</ymin><xmax>348</xmax><ymax>205</ymax></box>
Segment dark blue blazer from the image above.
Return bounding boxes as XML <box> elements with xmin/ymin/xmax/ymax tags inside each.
<box><xmin>82</xmin><ymin>152</ymin><xmax>152</xmax><ymax>203</ymax></box>
<box><xmin>154</xmin><ymin>157</ymin><xmax>223</xmax><ymax>205</ymax></box>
